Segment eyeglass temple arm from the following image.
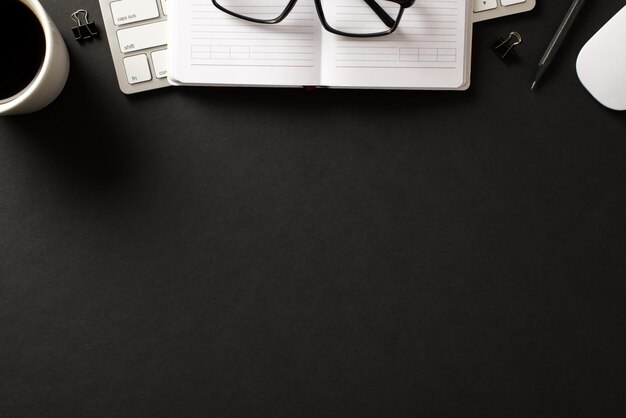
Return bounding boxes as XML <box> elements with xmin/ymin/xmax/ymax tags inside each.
<box><xmin>363</xmin><ymin>0</ymin><xmax>395</xmax><ymax>28</ymax></box>
<box><xmin>363</xmin><ymin>0</ymin><xmax>413</xmax><ymax>28</ymax></box>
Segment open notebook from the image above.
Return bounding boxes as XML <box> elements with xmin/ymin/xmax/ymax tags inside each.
<box><xmin>168</xmin><ymin>0</ymin><xmax>472</xmax><ymax>90</ymax></box>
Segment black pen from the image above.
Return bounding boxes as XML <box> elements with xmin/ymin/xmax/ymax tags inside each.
<box><xmin>531</xmin><ymin>0</ymin><xmax>586</xmax><ymax>91</ymax></box>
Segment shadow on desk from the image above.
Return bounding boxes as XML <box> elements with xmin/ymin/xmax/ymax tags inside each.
<box><xmin>167</xmin><ymin>84</ymin><xmax>476</xmax><ymax>115</ymax></box>
<box><xmin>1</xmin><ymin>64</ymin><xmax>142</xmax><ymax>198</ymax></box>
<box><xmin>3</xmin><ymin>111</ymin><xmax>139</xmax><ymax>198</ymax></box>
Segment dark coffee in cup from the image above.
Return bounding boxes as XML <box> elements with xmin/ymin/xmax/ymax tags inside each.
<box><xmin>0</xmin><ymin>0</ymin><xmax>47</xmax><ymax>101</ymax></box>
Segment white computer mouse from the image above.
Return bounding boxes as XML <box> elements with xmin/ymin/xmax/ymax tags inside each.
<box><xmin>576</xmin><ymin>5</ymin><xmax>626</xmax><ymax>111</ymax></box>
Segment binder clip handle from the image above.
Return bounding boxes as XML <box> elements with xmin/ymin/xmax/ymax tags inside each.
<box><xmin>492</xmin><ymin>31</ymin><xmax>522</xmax><ymax>64</ymax></box>
<box><xmin>71</xmin><ymin>9</ymin><xmax>98</xmax><ymax>41</ymax></box>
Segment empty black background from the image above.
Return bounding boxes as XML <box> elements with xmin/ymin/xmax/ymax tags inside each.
<box><xmin>1</xmin><ymin>0</ymin><xmax>625</xmax><ymax>417</ymax></box>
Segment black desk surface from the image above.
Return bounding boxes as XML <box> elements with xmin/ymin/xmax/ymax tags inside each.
<box><xmin>2</xmin><ymin>1</ymin><xmax>625</xmax><ymax>416</ymax></box>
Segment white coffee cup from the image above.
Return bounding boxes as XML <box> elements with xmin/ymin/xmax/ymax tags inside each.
<box><xmin>0</xmin><ymin>0</ymin><xmax>70</xmax><ymax>116</ymax></box>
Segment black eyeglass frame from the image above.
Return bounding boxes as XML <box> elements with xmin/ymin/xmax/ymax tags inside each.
<box><xmin>211</xmin><ymin>0</ymin><xmax>416</xmax><ymax>38</ymax></box>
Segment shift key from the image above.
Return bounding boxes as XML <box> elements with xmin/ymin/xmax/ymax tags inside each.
<box><xmin>117</xmin><ymin>20</ymin><xmax>167</xmax><ymax>53</ymax></box>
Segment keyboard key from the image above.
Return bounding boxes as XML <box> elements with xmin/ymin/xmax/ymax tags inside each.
<box><xmin>123</xmin><ymin>54</ymin><xmax>152</xmax><ymax>84</ymax></box>
<box><xmin>151</xmin><ymin>49</ymin><xmax>168</xmax><ymax>79</ymax></box>
<box><xmin>100</xmin><ymin>0</ymin><xmax>171</xmax><ymax>94</ymax></box>
<box><xmin>472</xmin><ymin>0</ymin><xmax>535</xmax><ymax>21</ymax></box>
<box><xmin>116</xmin><ymin>20</ymin><xmax>167</xmax><ymax>53</ymax></box>
<box><xmin>474</xmin><ymin>0</ymin><xmax>498</xmax><ymax>12</ymax></box>
<box><xmin>110</xmin><ymin>0</ymin><xmax>159</xmax><ymax>26</ymax></box>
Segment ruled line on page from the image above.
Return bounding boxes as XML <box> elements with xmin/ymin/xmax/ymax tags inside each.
<box><xmin>189</xmin><ymin>1</ymin><xmax>318</xmax><ymax>68</ymax></box>
<box><xmin>331</xmin><ymin>1</ymin><xmax>461</xmax><ymax>70</ymax></box>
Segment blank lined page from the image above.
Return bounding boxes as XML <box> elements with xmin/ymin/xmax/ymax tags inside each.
<box><xmin>168</xmin><ymin>0</ymin><xmax>322</xmax><ymax>86</ymax></box>
<box><xmin>320</xmin><ymin>0</ymin><xmax>471</xmax><ymax>89</ymax></box>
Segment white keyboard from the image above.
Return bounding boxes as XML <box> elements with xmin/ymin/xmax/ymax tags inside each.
<box><xmin>473</xmin><ymin>0</ymin><xmax>536</xmax><ymax>22</ymax></box>
<box><xmin>99</xmin><ymin>0</ymin><xmax>170</xmax><ymax>94</ymax></box>
<box><xmin>99</xmin><ymin>0</ymin><xmax>536</xmax><ymax>94</ymax></box>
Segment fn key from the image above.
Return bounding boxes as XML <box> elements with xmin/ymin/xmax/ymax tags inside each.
<box><xmin>123</xmin><ymin>54</ymin><xmax>151</xmax><ymax>84</ymax></box>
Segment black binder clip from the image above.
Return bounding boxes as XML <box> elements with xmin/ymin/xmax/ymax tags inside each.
<box><xmin>492</xmin><ymin>32</ymin><xmax>522</xmax><ymax>64</ymax></box>
<box><xmin>71</xmin><ymin>9</ymin><xmax>98</xmax><ymax>41</ymax></box>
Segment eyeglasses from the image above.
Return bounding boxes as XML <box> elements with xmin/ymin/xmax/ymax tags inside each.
<box><xmin>211</xmin><ymin>0</ymin><xmax>416</xmax><ymax>38</ymax></box>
